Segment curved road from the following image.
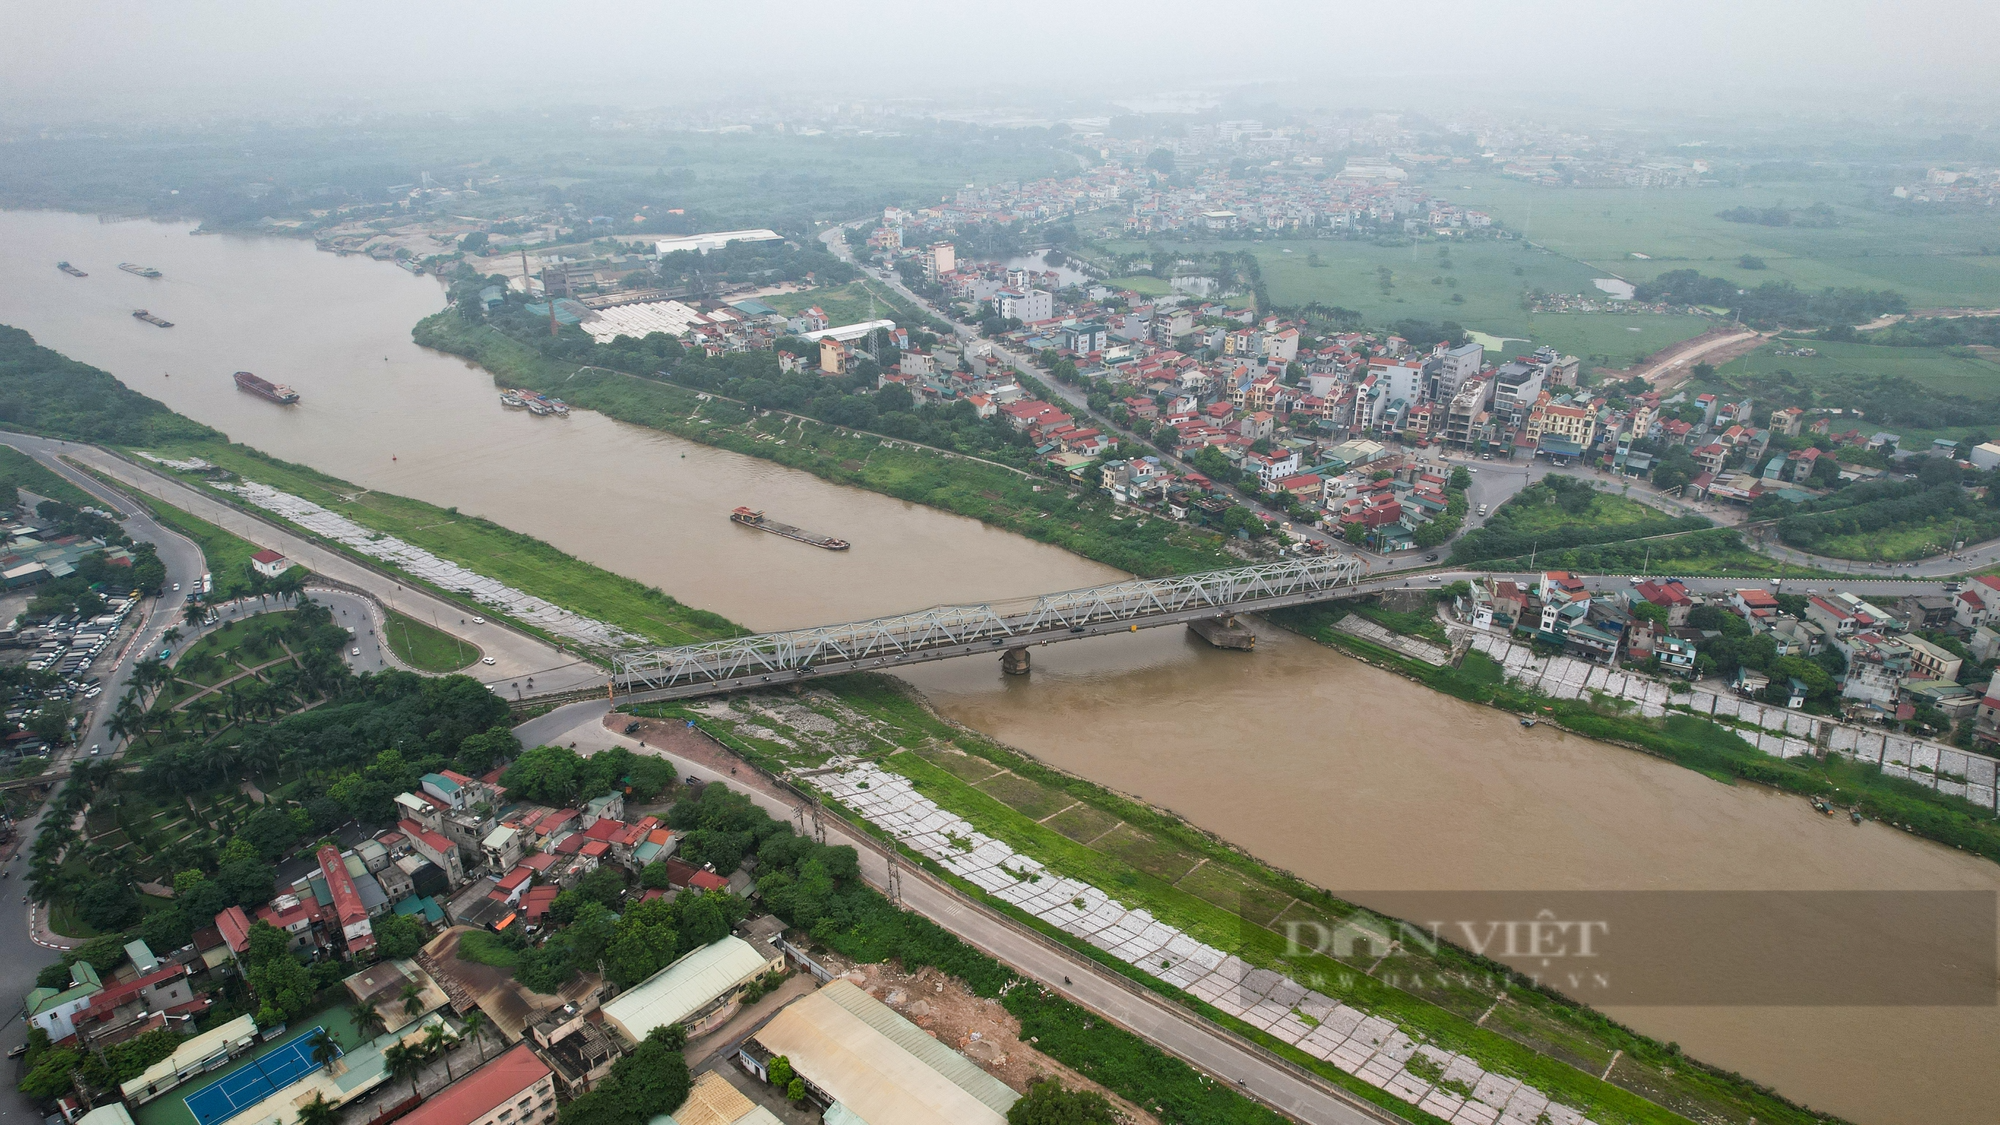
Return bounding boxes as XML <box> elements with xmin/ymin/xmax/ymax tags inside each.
<box><xmin>5</xmin><ymin>436</ymin><xmax>605</xmax><ymax>697</ymax></box>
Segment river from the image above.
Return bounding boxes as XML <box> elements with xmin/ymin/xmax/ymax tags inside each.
<box><xmin>3</xmin><ymin>210</ymin><xmax>1995</xmax><ymax>1125</ymax></box>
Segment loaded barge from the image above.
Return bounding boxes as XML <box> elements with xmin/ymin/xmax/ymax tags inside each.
<box><xmin>56</xmin><ymin>262</ymin><xmax>87</xmax><ymax>277</ymax></box>
<box><xmin>234</xmin><ymin>370</ymin><xmax>300</xmax><ymax>404</ymax></box>
<box><xmin>730</xmin><ymin>507</ymin><xmax>850</xmax><ymax>550</ymax></box>
<box><xmin>118</xmin><ymin>263</ymin><xmax>163</xmax><ymax>278</ymax></box>
<box><xmin>131</xmin><ymin>309</ymin><xmax>174</xmax><ymax>328</ymax></box>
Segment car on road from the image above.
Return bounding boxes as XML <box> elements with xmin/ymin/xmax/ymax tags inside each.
<box><xmin>171</xmin><ymin>582</ymin><xmax>179</xmax><ymax>591</ymax></box>
<box><xmin>350</xmin><ymin>647</ymin><xmax>361</xmax><ymax>656</ymax></box>
<box><xmin>89</xmin><ymin>745</ymin><xmax>100</xmax><ymax>755</ymax></box>
<box><xmin>472</xmin><ymin>616</ymin><xmax>485</xmax><ymax>624</ymax></box>
<box><xmin>482</xmin><ymin>656</ymin><xmax>496</xmax><ymax>665</ymax></box>
<box><xmin>1481</xmin><ymin>452</ymin><xmax>1492</xmax><ymax>460</ymax></box>
<box><xmin>1422</xmin><ymin>553</ymin><xmax>1439</xmax><ymax>562</ymax></box>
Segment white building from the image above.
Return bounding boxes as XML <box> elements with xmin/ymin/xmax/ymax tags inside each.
<box><xmin>653</xmin><ymin>229</ymin><xmax>781</xmax><ymax>256</ymax></box>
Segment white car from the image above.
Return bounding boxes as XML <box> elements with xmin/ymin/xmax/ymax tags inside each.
<box><xmin>472</xmin><ymin>616</ymin><xmax>485</xmax><ymax>624</ymax></box>
<box><xmin>481</xmin><ymin>656</ymin><xmax>496</xmax><ymax>666</ymax></box>
<box><xmin>351</xmin><ymin>647</ymin><xmax>361</xmax><ymax>657</ymax></box>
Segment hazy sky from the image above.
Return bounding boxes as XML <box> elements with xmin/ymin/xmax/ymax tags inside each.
<box><xmin>5</xmin><ymin>0</ymin><xmax>1996</xmax><ymax>125</ymax></box>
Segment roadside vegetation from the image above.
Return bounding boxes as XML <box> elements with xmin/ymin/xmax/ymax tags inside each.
<box><xmin>0</xmin><ymin>444</ymin><xmax>95</xmax><ymax>507</ymax></box>
<box><xmin>383</xmin><ymin>610</ymin><xmax>480</xmax><ymax>672</ymax></box>
<box><xmin>640</xmin><ymin>678</ymin><xmax>1835</xmax><ymax>1125</ymax></box>
<box><xmin>138</xmin><ymin>441</ymin><xmax>740</xmax><ymax>650</ymax></box>
<box><xmin>1761</xmin><ymin>459</ymin><xmax>2000</xmax><ymax>562</ymax></box>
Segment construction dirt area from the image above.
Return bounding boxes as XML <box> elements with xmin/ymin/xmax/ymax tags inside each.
<box><xmin>814</xmin><ymin>956</ymin><xmax>1163</xmax><ymax>1125</ymax></box>
<box><xmin>1627</xmin><ymin>325</ymin><xmax>1767</xmax><ymax>391</ymax></box>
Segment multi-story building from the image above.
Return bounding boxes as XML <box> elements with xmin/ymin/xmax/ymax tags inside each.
<box><xmin>1426</xmin><ymin>342</ymin><xmax>1484</xmax><ymax>404</ymax></box>
<box><xmin>1441</xmin><ymin>379</ymin><xmax>1491</xmax><ymax>449</ymax></box>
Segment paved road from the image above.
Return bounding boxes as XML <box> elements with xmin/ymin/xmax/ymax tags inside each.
<box><xmin>16</xmin><ymin>438</ymin><xmax>605</xmax><ymax>696</ymax></box>
<box><xmin>0</xmin><ymin>437</ymin><xmax>216</xmax><ymax>1125</ymax></box>
<box><xmin>521</xmin><ymin>699</ymin><xmax>1394</xmax><ymax>1125</ymax></box>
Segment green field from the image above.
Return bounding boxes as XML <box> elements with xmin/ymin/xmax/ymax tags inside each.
<box><xmin>1096</xmin><ymin>236</ymin><xmax>1718</xmax><ymax>365</ymax></box>
<box><xmin>762</xmin><ymin>278</ymin><xmax>918</xmax><ymax>327</ymax></box>
<box><xmin>1714</xmin><ymin>339</ymin><xmax>2000</xmax><ymax>400</ymax></box>
<box><xmin>1440</xmin><ymin>173</ymin><xmax>2000</xmax><ymax>310</ymax></box>
<box><xmin>1102</xmin><ymin>274</ymin><xmax>1174</xmax><ymax>297</ymax></box>
<box><xmin>383</xmin><ymin>609</ymin><xmax>479</xmax><ymax>672</ymax></box>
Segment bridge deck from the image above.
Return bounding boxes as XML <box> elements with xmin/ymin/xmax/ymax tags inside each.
<box><xmin>611</xmin><ymin>555</ymin><xmax>1365</xmax><ymax>703</ymax></box>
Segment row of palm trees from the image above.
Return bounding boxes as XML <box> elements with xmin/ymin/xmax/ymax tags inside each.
<box><xmin>293</xmin><ymin>997</ymin><xmax>492</xmax><ymax>1125</ymax></box>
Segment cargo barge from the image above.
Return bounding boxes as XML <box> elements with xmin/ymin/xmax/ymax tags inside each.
<box><xmin>234</xmin><ymin>370</ymin><xmax>300</xmax><ymax>404</ymax></box>
<box><xmin>118</xmin><ymin>263</ymin><xmax>163</xmax><ymax>278</ymax></box>
<box><xmin>730</xmin><ymin>507</ymin><xmax>850</xmax><ymax>550</ymax></box>
<box><xmin>56</xmin><ymin>262</ymin><xmax>87</xmax><ymax>277</ymax></box>
<box><xmin>131</xmin><ymin>309</ymin><xmax>174</xmax><ymax>328</ymax></box>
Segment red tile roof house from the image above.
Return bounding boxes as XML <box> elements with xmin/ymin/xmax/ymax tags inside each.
<box><xmin>396</xmin><ymin>1044</ymin><xmax>555</xmax><ymax>1125</ymax></box>
<box><xmin>71</xmin><ymin>962</ymin><xmax>203</xmax><ymax>1047</ymax></box>
<box><xmin>318</xmin><ymin>845</ymin><xmax>376</xmax><ymax>957</ymax></box>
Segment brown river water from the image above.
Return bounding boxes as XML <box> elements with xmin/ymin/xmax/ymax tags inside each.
<box><xmin>3</xmin><ymin>211</ymin><xmax>1994</xmax><ymax>1124</ymax></box>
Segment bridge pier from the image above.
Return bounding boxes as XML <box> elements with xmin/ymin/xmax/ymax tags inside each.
<box><xmin>1188</xmin><ymin>614</ymin><xmax>1256</xmax><ymax>650</ymax></box>
<box><xmin>1000</xmin><ymin>646</ymin><xmax>1031</xmax><ymax>676</ymax></box>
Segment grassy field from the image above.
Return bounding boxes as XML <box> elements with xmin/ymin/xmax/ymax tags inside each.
<box><xmin>383</xmin><ymin>609</ymin><xmax>479</xmax><ymax>672</ymax></box>
<box><xmin>0</xmin><ymin>445</ymin><xmax>95</xmax><ymax>507</ymax></box>
<box><xmin>1097</xmin><ymin>236</ymin><xmax>1717</xmax><ymax>365</ymax></box>
<box><xmin>134</xmin><ymin>441</ymin><xmax>740</xmax><ymax>650</ymax></box>
<box><xmin>1712</xmin><ymin>338</ymin><xmax>2000</xmax><ymax>400</ymax></box>
<box><xmin>643</xmin><ymin>677</ymin><xmax>1828</xmax><ymax>1125</ymax></box>
<box><xmin>1102</xmin><ymin>275</ymin><xmax>1174</xmax><ymax>297</ymax></box>
<box><xmin>1439</xmin><ymin>173</ymin><xmax>2000</xmax><ymax>309</ymax></box>
<box><xmin>762</xmin><ymin>278</ymin><xmax>919</xmax><ymax>327</ymax></box>
<box><xmin>157</xmin><ymin>612</ymin><xmax>300</xmax><ymax>709</ymax></box>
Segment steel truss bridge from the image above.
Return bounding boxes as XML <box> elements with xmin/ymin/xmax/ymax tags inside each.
<box><xmin>611</xmin><ymin>554</ymin><xmax>1367</xmax><ymax>702</ymax></box>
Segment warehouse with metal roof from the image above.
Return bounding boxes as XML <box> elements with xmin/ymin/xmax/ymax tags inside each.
<box><xmin>599</xmin><ymin>936</ymin><xmax>781</xmax><ymax>1043</ymax></box>
<box><xmin>742</xmin><ymin>980</ymin><xmax>1018</xmax><ymax>1125</ymax></box>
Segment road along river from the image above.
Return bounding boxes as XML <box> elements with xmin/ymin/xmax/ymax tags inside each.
<box><xmin>2</xmin><ymin>210</ymin><xmax>1995</xmax><ymax>1125</ymax></box>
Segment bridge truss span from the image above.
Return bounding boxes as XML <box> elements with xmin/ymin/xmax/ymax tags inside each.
<box><xmin>612</xmin><ymin>554</ymin><xmax>1366</xmax><ymax>702</ymax></box>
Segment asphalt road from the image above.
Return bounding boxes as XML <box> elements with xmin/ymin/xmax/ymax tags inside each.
<box><xmin>25</xmin><ymin>439</ymin><xmax>604</xmax><ymax>696</ymax></box>
<box><xmin>521</xmin><ymin>699</ymin><xmax>1396</xmax><ymax>1125</ymax></box>
<box><xmin>0</xmin><ymin>437</ymin><xmax>213</xmax><ymax>1125</ymax></box>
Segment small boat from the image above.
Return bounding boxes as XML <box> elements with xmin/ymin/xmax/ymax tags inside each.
<box><xmin>546</xmin><ymin>398</ymin><xmax>570</xmax><ymax>416</ymax></box>
<box><xmin>56</xmin><ymin>261</ymin><xmax>87</xmax><ymax>277</ymax></box>
<box><xmin>526</xmin><ymin>399</ymin><xmax>550</xmax><ymax>416</ymax></box>
<box><xmin>132</xmin><ymin>309</ymin><xmax>174</xmax><ymax>328</ymax></box>
<box><xmin>1851</xmin><ymin>809</ymin><xmax>1863</xmax><ymax>825</ymax></box>
<box><xmin>1519</xmin><ymin>717</ymin><xmax>1537</xmax><ymax>728</ymax></box>
<box><xmin>500</xmin><ymin>391</ymin><xmax>527</xmax><ymax>409</ymax></box>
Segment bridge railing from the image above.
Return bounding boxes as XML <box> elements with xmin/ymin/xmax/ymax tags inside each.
<box><xmin>613</xmin><ymin>554</ymin><xmax>1363</xmax><ymax>693</ymax></box>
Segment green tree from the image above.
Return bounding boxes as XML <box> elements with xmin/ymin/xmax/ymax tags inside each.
<box><xmin>19</xmin><ymin>1048</ymin><xmax>81</xmax><ymax>1100</ymax></box>
<box><xmin>500</xmin><ymin>745</ymin><xmax>583</xmax><ymax>805</ymax></box>
<box><xmin>296</xmin><ymin>1094</ymin><xmax>339</xmax><ymax>1125</ymax></box>
<box><xmin>372</xmin><ymin>912</ymin><xmax>426</xmax><ymax>959</ymax></box>
<box><xmin>1007</xmin><ymin>1079</ymin><xmax>1117</xmax><ymax>1125</ymax></box>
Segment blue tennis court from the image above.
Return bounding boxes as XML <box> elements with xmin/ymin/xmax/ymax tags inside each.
<box><xmin>183</xmin><ymin>1028</ymin><xmax>341</xmax><ymax>1125</ymax></box>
